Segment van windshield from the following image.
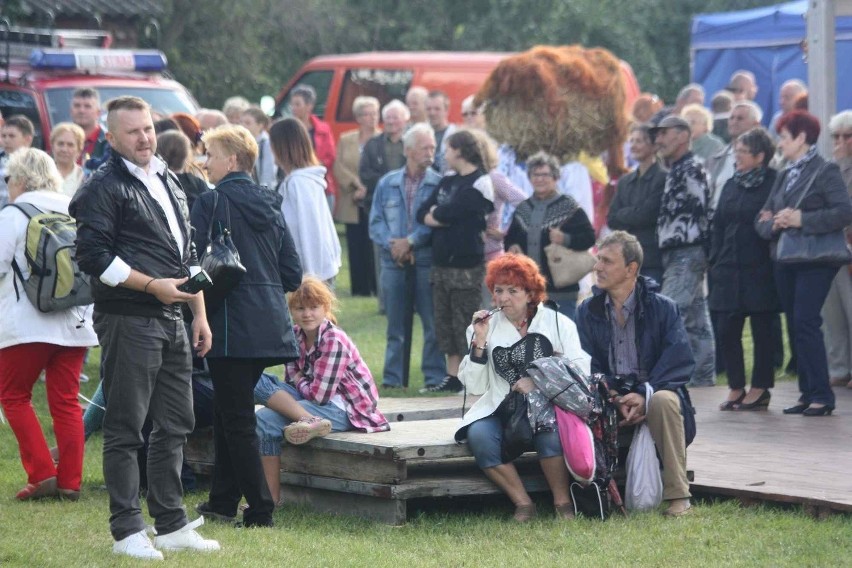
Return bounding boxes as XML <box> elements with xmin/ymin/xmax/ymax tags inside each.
<box><xmin>44</xmin><ymin>86</ymin><xmax>198</xmax><ymax>127</ymax></box>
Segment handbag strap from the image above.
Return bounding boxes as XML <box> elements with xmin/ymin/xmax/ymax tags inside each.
<box><xmin>206</xmin><ymin>190</ymin><xmax>219</xmax><ymax>243</ymax></box>
<box><xmin>791</xmin><ymin>162</ymin><xmax>827</xmax><ymax>209</ymax></box>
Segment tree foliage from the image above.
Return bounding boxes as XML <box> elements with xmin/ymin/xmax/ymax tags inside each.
<box><xmin>157</xmin><ymin>0</ymin><xmax>778</xmax><ymax>109</ymax></box>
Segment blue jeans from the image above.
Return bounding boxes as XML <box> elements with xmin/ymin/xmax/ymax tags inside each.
<box><xmin>254</xmin><ymin>374</ymin><xmax>352</xmax><ymax>456</ymax></box>
<box><xmin>381</xmin><ymin>261</ymin><xmax>446</xmax><ymax>387</ymax></box>
<box><xmin>662</xmin><ymin>246</ymin><xmax>716</xmax><ymax>386</ymax></box>
<box><xmin>774</xmin><ymin>263</ymin><xmax>839</xmax><ymax>406</ymax></box>
<box><xmin>465</xmin><ymin>415</ymin><xmax>562</xmax><ymax>469</ymax></box>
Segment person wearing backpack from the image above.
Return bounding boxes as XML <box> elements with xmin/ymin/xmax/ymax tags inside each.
<box><xmin>576</xmin><ymin>231</ymin><xmax>696</xmax><ymax>517</ymax></box>
<box><xmin>0</xmin><ymin>148</ymin><xmax>98</xmax><ymax>502</ymax></box>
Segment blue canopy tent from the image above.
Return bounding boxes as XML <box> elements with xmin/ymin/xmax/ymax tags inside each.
<box><xmin>691</xmin><ymin>0</ymin><xmax>852</xmax><ymax>125</ymax></box>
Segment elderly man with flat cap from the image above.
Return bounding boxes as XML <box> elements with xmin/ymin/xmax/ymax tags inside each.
<box><xmin>650</xmin><ymin>115</ymin><xmax>716</xmax><ymax>388</ymax></box>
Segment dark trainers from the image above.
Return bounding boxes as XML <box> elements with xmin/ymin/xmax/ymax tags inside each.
<box><xmin>195</xmin><ymin>502</ymin><xmax>236</xmax><ymax>524</ymax></box>
<box><xmin>419</xmin><ymin>375</ymin><xmax>463</xmax><ymax>394</ymax></box>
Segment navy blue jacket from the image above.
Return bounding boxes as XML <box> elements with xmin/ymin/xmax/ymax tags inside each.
<box><xmin>190</xmin><ymin>172</ymin><xmax>302</xmax><ymax>361</ymax></box>
<box><xmin>576</xmin><ymin>276</ymin><xmax>696</xmax><ymax>443</ymax></box>
<box><xmin>576</xmin><ymin>276</ymin><xmax>694</xmax><ymax>393</ymax></box>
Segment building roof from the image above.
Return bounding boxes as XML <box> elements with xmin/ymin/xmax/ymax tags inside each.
<box><xmin>20</xmin><ymin>0</ymin><xmax>164</xmax><ymax>19</ymax></box>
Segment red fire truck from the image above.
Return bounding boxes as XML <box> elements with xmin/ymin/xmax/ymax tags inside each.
<box><xmin>0</xmin><ymin>24</ymin><xmax>198</xmax><ymax>151</ymax></box>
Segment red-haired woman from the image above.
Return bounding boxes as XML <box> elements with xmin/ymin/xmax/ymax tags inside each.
<box><xmin>456</xmin><ymin>254</ymin><xmax>591</xmax><ymax>522</ymax></box>
<box><xmin>756</xmin><ymin>110</ymin><xmax>852</xmax><ymax>416</ymax></box>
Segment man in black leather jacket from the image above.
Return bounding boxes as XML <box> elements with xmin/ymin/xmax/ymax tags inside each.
<box><xmin>70</xmin><ymin>96</ymin><xmax>218</xmax><ymax>559</ymax></box>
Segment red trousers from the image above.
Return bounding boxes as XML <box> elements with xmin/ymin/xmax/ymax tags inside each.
<box><xmin>0</xmin><ymin>342</ymin><xmax>86</xmax><ymax>490</ymax></box>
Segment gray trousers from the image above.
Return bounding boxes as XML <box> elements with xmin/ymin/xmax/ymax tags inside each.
<box><xmin>93</xmin><ymin>313</ymin><xmax>194</xmax><ymax>541</ymax></box>
<box><xmin>822</xmin><ymin>268</ymin><xmax>852</xmax><ymax>379</ymax></box>
<box><xmin>661</xmin><ymin>246</ymin><xmax>716</xmax><ymax>386</ymax></box>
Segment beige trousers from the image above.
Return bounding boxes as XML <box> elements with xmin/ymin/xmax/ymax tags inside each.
<box><xmin>645</xmin><ymin>390</ymin><xmax>691</xmax><ymax>501</ymax></box>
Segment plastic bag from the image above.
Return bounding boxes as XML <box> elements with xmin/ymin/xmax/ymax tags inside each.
<box><xmin>624</xmin><ymin>384</ymin><xmax>663</xmax><ymax>511</ymax></box>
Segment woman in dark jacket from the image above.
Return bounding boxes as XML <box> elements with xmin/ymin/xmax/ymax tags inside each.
<box><xmin>756</xmin><ymin>111</ymin><xmax>852</xmax><ymax>417</ymax></box>
<box><xmin>710</xmin><ymin>127</ymin><xmax>779</xmax><ymax>411</ymax></box>
<box><xmin>505</xmin><ymin>151</ymin><xmax>595</xmax><ymax>320</ymax></box>
<box><xmin>190</xmin><ymin>125</ymin><xmax>302</xmax><ymax>526</ymax></box>
<box><xmin>608</xmin><ymin>124</ymin><xmax>665</xmax><ymax>283</ymax></box>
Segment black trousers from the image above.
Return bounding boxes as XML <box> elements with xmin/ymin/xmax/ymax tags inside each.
<box><xmin>206</xmin><ymin>358</ymin><xmax>274</xmax><ymax>526</ymax></box>
<box><xmin>346</xmin><ymin>208</ymin><xmax>376</xmax><ymax>296</ymax></box>
<box><xmin>716</xmin><ymin>311</ymin><xmax>775</xmax><ymax>391</ymax></box>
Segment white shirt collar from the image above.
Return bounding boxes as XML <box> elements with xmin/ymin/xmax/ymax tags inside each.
<box><xmin>121</xmin><ymin>155</ymin><xmax>167</xmax><ymax>178</ymax></box>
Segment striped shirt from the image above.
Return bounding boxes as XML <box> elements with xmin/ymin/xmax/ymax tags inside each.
<box><xmin>285</xmin><ymin>320</ymin><xmax>390</xmax><ymax>433</ymax></box>
<box><xmin>605</xmin><ymin>288</ymin><xmax>641</xmax><ymax>378</ymax></box>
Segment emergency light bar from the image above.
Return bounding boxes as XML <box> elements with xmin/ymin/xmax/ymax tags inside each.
<box><xmin>29</xmin><ymin>49</ymin><xmax>168</xmax><ymax>72</ymax></box>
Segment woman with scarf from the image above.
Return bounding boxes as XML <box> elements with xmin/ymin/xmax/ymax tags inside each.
<box><xmin>710</xmin><ymin>127</ymin><xmax>779</xmax><ymax>411</ymax></box>
<box><xmin>756</xmin><ymin>111</ymin><xmax>852</xmax><ymax>417</ymax></box>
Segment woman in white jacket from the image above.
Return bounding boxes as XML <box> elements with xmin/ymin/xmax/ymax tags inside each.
<box><xmin>269</xmin><ymin>118</ymin><xmax>341</xmax><ymax>285</ymax></box>
<box><xmin>0</xmin><ymin>149</ymin><xmax>98</xmax><ymax>501</ymax></box>
<box><xmin>457</xmin><ymin>253</ymin><xmax>591</xmax><ymax>522</ymax></box>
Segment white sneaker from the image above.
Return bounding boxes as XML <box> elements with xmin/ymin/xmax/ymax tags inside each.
<box><xmin>153</xmin><ymin>517</ymin><xmax>220</xmax><ymax>552</ymax></box>
<box><xmin>113</xmin><ymin>529</ymin><xmax>164</xmax><ymax>560</ymax></box>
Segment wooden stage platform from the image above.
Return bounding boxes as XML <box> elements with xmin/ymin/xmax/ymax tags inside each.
<box><xmin>687</xmin><ymin>380</ymin><xmax>852</xmax><ymax>515</ymax></box>
<box><xmin>185</xmin><ymin>381</ymin><xmax>852</xmax><ymax>522</ymax></box>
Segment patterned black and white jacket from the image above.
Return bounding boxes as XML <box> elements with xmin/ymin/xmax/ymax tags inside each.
<box><xmin>657</xmin><ymin>151</ymin><xmax>711</xmax><ymax>250</ymax></box>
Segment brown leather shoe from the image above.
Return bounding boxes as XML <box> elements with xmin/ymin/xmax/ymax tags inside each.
<box><xmin>513</xmin><ymin>503</ymin><xmax>537</xmax><ymax>522</ymax></box>
<box><xmin>663</xmin><ymin>499</ymin><xmax>692</xmax><ymax>517</ymax></box>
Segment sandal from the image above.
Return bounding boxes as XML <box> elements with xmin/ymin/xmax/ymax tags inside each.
<box><xmin>512</xmin><ymin>503</ymin><xmax>537</xmax><ymax>522</ymax></box>
<box><xmin>16</xmin><ymin>476</ymin><xmax>58</xmax><ymax>501</ymax></box>
<box><xmin>554</xmin><ymin>503</ymin><xmax>575</xmax><ymax>520</ymax></box>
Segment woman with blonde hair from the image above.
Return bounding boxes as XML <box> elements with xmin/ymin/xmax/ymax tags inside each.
<box><xmin>190</xmin><ymin>124</ymin><xmax>303</xmax><ymax>527</ymax></box>
<box><xmin>270</xmin><ymin>118</ymin><xmax>342</xmax><ymax>285</ymax></box>
<box><xmin>0</xmin><ymin>148</ymin><xmax>98</xmax><ymax>501</ymax></box>
<box><xmin>49</xmin><ymin>122</ymin><xmax>85</xmax><ymax>196</ymax></box>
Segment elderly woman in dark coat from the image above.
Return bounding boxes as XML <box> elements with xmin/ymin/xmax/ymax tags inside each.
<box><xmin>710</xmin><ymin>127</ymin><xmax>779</xmax><ymax>411</ymax></box>
<box><xmin>505</xmin><ymin>151</ymin><xmax>596</xmax><ymax>320</ymax></box>
<box><xmin>756</xmin><ymin>110</ymin><xmax>852</xmax><ymax>417</ymax></box>
<box><xmin>190</xmin><ymin>125</ymin><xmax>302</xmax><ymax>527</ymax></box>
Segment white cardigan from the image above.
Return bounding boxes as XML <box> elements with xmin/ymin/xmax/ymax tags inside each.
<box><xmin>279</xmin><ymin>165</ymin><xmax>342</xmax><ymax>281</ymax></box>
<box><xmin>456</xmin><ymin>304</ymin><xmax>591</xmax><ymax>439</ymax></box>
<box><xmin>0</xmin><ymin>191</ymin><xmax>98</xmax><ymax>350</ymax></box>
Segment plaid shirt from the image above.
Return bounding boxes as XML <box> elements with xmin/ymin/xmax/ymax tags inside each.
<box><xmin>404</xmin><ymin>170</ymin><xmax>425</xmax><ymax>233</ymax></box>
<box><xmin>285</xmin><ymin>320</ymin><xmax>390</xmax><ymax>433</ymax></box>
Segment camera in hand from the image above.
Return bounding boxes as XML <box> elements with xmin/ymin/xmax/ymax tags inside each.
<box><xmin>178</xmin><ymin>269</ymin><xmax>213</xmax><ymax>294</ymax></box>
<box><xmin>612</xmin><ymin>373</ymin><xmax>639</xmax><ymax>396</ymax></box>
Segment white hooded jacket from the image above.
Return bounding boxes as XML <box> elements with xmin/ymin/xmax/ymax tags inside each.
<box><xmin>278</xmin><ymin>165</ymin><xmax>342</xmax><ymax>281</ymax></box>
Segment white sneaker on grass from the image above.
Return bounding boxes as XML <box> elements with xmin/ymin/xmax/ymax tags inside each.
<box><xmin>153</xmin><ymin>517</ymin><xmax>220</xmax><ymax>552</ymax></box>
<box><xmin>113</xmin><ymin>529</ymin><xmax>164</xmax><ymax>560</ymax></box>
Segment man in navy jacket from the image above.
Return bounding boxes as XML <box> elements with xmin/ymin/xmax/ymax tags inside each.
<box><xmin>576</xmin><ymin>231</ymin><xmax>695</xmax><ymax>517</ymax></box>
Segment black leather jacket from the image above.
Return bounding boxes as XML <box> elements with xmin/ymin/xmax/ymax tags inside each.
<box><xmin>70</xmin><ymin>151</ymin><xmax>197</xmax><ymax>320</ymax></box>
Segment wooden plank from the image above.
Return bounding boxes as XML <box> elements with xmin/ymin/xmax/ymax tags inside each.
<box><xmin>281</xmin><ymin>484</ymin><xmax>407</xmax><ymax>525</ymax></box>
<box><xmin>297</xmin><ymin>418</ymin><xmax>468</xmax><ymax>460</ymax></box>
<box><xmin>378</xmin><ymin>396</ymin><xmax>477</xmax><ymax>422</ymax></box>
<box><xmin>280</xmin><ymin>445</ymin><xmax>407</xmax><ymax>484</ymax></box>
<box><xmin>686</xmin><ymin>382</ymin><xmax>852</xmax><ymax>512</ymax></box>
<box><xmin>280</xmin><ymin>470</ymin><xmax>551</xmax><ymax>500</ymax></box>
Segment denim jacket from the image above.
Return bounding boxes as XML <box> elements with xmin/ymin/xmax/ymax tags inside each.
<box><xmin>369</xmin><ymin>166</ymin><xmax>441</xmax><ymax>267</ymax></box>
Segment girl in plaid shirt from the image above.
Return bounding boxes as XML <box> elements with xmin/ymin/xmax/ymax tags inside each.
<box><xmin>255</xmin><ymin>276</ymin><xmax>389</xmax><ymax>504</ymax></box>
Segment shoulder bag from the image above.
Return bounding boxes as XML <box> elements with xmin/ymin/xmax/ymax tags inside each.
<box><xmin>200</xmin><ymin>191</ymin><xmax>247</xmax><ymax>315</ymax></box>
<box><xmin>775</xmin><ymin>164</ymin><xmax>852</xmax><ymax>265</ymax></box>
<box><xmin>544</xmin><ymin>243</ymin><xmax>596</xmax><ymax>287</ymax></box>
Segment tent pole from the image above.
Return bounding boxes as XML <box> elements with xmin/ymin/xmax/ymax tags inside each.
<box><xmin>808</xmin><ymin>0</ymin><xmax>836</xmax><ymax>157</ymax></box>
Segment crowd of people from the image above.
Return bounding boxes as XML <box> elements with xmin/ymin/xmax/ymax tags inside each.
<box><xmin>0</xmin><ymin>65</ymin><xmax>850</xmax><ymax>556</ymax></box>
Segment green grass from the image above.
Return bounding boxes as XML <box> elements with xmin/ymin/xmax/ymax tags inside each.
<box><xmin>1</xmin><ymin>228</ymin><xmax>845</xmax><ymax>567</ymax></box>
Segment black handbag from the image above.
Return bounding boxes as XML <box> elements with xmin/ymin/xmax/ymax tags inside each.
<box><xmin>494</xmin><ymin>390</ymin><xmax>534</xmax><ymax>463</ymax></box>
<box><xmin>776</xmin><ymin>165</ymin><xmax>852</xmax><ymax>266</ymax></box>
<box><xmin>200</xmin><ymin>191</ymin><xmax>246</xmax><ymax>315</ymax></box>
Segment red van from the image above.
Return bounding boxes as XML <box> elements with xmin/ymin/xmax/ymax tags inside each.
<box><xmin>274</xmin><ymin>51</ymin><xmax>642</xmax><ymax>142</ymax></box>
